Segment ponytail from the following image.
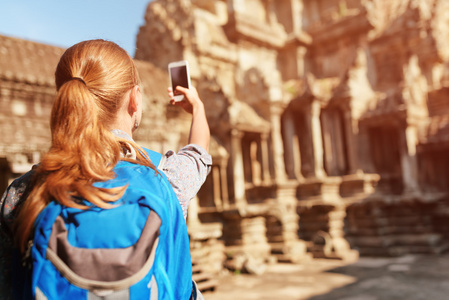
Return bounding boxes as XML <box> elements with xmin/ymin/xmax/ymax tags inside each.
<box><xmin>14</xmin><ymin>40</ymin><xmax>158</xmax><ymax>253</ymax></box>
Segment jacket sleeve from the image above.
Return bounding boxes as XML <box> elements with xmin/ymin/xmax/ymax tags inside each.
<box><xmin>0</xmin><ymin>169</ymin><xmax>34</xmax><ymax>300</ymax></box>
<box><xmin>160</xmin><ymin>144</ymin><xmax>212</xmax><ymax>219</ymax></box>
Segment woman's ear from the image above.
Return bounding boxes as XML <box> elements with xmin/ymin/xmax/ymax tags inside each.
<box><xmin>128</xmin><ymin>85</ymin><xmax>140</xmax><ymax>114</ymax></box>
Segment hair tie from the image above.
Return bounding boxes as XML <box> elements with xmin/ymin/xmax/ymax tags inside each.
<box><xmin>70</xmin><ymin>77</ymin><xmax>87</xmax><ymax>86</ymax></box>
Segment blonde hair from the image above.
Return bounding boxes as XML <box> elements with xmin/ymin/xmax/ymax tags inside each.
<box><xmin>15</xmin><ymin>40</ymin><xmax>157</xmax><ymax>253</ymax></box>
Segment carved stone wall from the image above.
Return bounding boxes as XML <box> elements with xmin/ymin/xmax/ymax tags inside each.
<box><xmin>136</xmin><ymin>0</ymin><xmax>449</xmax><ymax>265</ymax></box>
<box><xmin>0</xmin><ymin>36</ymin><xmax>64</xmax><ymax>192</ymax></box>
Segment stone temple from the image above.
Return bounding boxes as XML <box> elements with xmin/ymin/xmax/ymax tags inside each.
<box><xmin>2</xmin><ymin>0</ymin><xmax>449</xmax><ymax>291</ymax></box>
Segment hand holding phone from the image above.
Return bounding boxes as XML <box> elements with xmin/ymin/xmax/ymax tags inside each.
<box><xmin>168</xmin><ymin>86</ymin><xmax>202</xmax><ymax>114</ymax></box>
<box><xmin>167</xmin><ymin>85</ymin><xmax>210</xmax><ymax>152</ymax></box>
<box><xmin>168</xmin><ymin>60</ymin><xmax>191</xmax><ymax>102</ymax></box>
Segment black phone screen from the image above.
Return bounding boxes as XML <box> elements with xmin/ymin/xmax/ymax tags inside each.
<box><xmin>171</xmin><ymin>65</ymin><xmax>189</xmax><ymax>90</ymax></box>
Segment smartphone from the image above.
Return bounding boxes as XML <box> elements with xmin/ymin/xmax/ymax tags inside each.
<box><xmin>168</xmin><ymin>60</ymin><xmax>191</xmax><ymax>102</ymax></box>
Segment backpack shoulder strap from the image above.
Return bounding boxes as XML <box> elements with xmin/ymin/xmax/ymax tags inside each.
<box><xmin>143</xmin><ymin>148</ymin><xmax>165</xmax><ymax>170</ymax></box>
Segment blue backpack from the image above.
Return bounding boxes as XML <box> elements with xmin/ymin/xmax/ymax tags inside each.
<box><xmin>13</xmin><ymin>150</ymin><xmax>194</xmax><ymax>300</ymax></box>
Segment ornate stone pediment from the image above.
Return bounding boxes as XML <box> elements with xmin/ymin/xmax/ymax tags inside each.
<box><xmin>229</xmin><ymin>100</ymin><xmax>270</xmax><ymax>133</ymax></box>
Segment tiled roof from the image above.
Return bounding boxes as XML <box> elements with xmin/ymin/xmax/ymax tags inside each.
<box><xmin>0</xmin><ymin>34</ymin><xmax>169</xmax><ymax>94</ymax></box>
<box><xmin>0</xmin><ymin>34</ymin><xmax>65</xmax><ymax>86</ymax></box>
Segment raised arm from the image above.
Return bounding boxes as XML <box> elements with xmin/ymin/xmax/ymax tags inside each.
<box><xmin>168</xmin><ymin>86</ymin><xmax>210</xmax><ymax>152</ymax></box>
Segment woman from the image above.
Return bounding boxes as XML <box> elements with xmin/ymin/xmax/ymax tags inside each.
<box><xmin>0</xmin><ymin>39</ymin><xmax>211</xmax><ymax>299</ymax></box>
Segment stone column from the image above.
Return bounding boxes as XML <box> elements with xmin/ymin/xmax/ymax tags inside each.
<box><xmin>307</xmin><ymin>101</ymin><xmax>326</xmax><ymax>178</ymax></box>
<box><xmin>231</xmin><ymin>129</ymin><xmax>246</xmax><ymax>204</ymax></box>
<box><xmin>187</xmin><ymin>196</ymin><xmax>200</xmax><ymax>227</ymax></box>
<box><xmin>333</xmin><ymin>112</ymin><xmax>347</xmax><ymax>175</ymax></box>
<box><xmin>283</xmin><ymin>111</ymin><xmax>301</xmax><ymax>179</ymax></box>
<box><xmin>266</xmin><ymin>0</ymin><xmax>277</xmax><ymax>24</ymax></box>
<box><xmin>212</xmin><ymin>166</ymin><xmax>223</xmax><ymax>209</ymax></box>
<box><xmin>343</xmin><ymin>110</ymin><xmax>361</xmax><ymax>174</ymax></box>
<box><xmin>260</xmin><ymin>132</ymin><xmax>271</xmax><ymax>184</ymax></box>
<box><xmin>272</xmin><ymin>181</ymin><xmax>309</xmax><ymax>263</ymax></box>
<box><xmin>283</xmin><ymin>111</ymin><xmax>295</xmax><ymax>179</ymax></box>
<box><xmin>220</xmin><ymin>163</ymin><xmax>230</xmax><ymax>209</ymax></box>
<box><xmin>296</xmin><ymin>47</ymin><xmax>307</xmax><ymax>78</ymax></box>
<box><xmin>320</xmin><ymin>110</ymin><xmax>335</xmax><ymax>176</ymax></box>
<box><xmin>399</xmin><ymin>125</ymin><xmax>420</xmax><ymax>193</ymax></box>
<box><xmin>241</xmin><ymin>216</ymin><xmax>271</xmax><ymax>265</ymax></box>
<box><xmin>327</xmin><ymin>206</ymin><xmax>358</xmax><ymax>260</ymax></box>
<box><xmin>270</xmin><ymin>103</ymin><xmax>287</xmax><ymax>182</ymax></box>
<box><xmin>250</xmin><ymin>141</ymin><xmax>262</xmax><ymax>185</ymax></box>
<box><xmin>292</xmin><ymin>133</ymin><xmax>302</xmax><ymax>180</ymax></box>
<box><xmin>291</xmin><ymin>0</ymin><xmax>304</xmax><ymax>34</ymax></box>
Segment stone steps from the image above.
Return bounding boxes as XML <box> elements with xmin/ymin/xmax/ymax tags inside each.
<box><xmin>345</xmin><ymin>200</ymin><xmax>449</xmax><ymax>256</ymax></box>
<box><xmin>192</xmin><ymin>260</ymin><xmax>218</xmax><ymax>293</ymax></box>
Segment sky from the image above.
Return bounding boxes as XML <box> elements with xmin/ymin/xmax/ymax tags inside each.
<box><xmin>0</xmin><ymin>0</ymin><xmax>153</xmax><ymax>57</ymax></box>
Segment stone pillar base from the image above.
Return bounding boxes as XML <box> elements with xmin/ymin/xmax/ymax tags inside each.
<box><xmin>270</xmin><ymin>239</ymin><xmax>311</xmax><ymax>263</ymax></box>
<box><xmin>223</xmin><ymin>216</ymin><xmax>272</xmax><ymax>274</ymax></box>
<box><xmin>312</xmin><ymin>231</ymin><xmax>359</xmax><ymax>261</ymax></box>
